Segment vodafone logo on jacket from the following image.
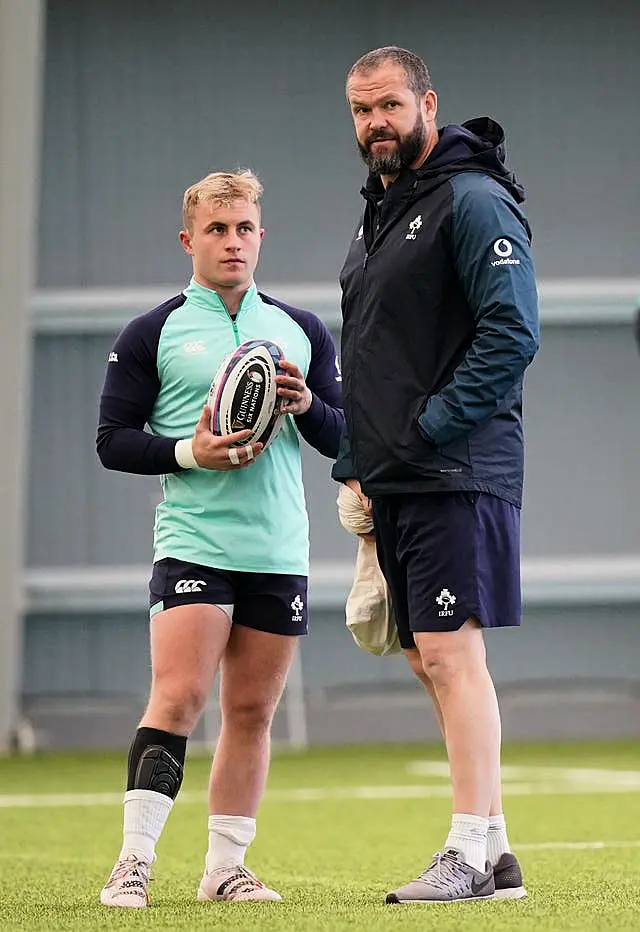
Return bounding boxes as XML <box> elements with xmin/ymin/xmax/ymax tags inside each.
<box><xmin>491</xmin><ymin>237</ymin><xmax>520</xmax><ymax>267</ymax></box>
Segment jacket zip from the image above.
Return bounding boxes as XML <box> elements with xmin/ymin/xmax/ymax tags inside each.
<box><xmin>346</xmin><ymin>247</ymin><xmax>370</xmax><ymax>482</ymax></box>
<box><xmin>219</xmin><ymin>291</ymin><xmax>251</xmax><ymax>347</ymax></box>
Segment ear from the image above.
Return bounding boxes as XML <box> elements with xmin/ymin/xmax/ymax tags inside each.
<box><xmin>179</xmin><ymin>230</ymin><xmax>194</xmax><ymax>255</ymax></box>
<box><xmin>424</xmin><ymin>89</ymin><xmax>438</xmax><ymax>122</ymax></box>
<box><xmin>259</xmin><ymin>228</ymin><xmax>265</xmax><ymax>241</ymax></box>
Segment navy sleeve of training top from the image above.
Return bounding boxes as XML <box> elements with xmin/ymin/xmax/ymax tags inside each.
<box><xmin>260</xmin><ymin>294</ymin><xmax>344</xmax><ymax>458</ymax></box>
<box><xmin>96</xmin><ymin>296</ymin><xmax>186</xmax><ymax>475</ymax></box>
<box><xmin>418</xmin><ymin>174</ymin><xmax>540</xmax><ymax>447</ymax></box>
<box><xmin>330</xmin><ymin>424</ymin><xmax>357</xmax><ymax>481</ymax></box>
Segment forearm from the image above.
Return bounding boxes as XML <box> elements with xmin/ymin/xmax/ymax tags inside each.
<box><xmin>294</xmin><ymin>394</ymin><xmax>344</xmax><ymax>459</ymax></box>
<box><xmin>418</xmin><ymin>318</ymin><xmax>538</xmax><ymax>446</ymax></box>
<box><xmin>96</xmin><ymin>425</ymin><xmax>183</xmax><ymax>475</ymax></box>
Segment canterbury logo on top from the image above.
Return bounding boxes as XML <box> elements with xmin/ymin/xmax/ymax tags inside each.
<box><xmin>174</xmin><ymin>579</ymin><xmax>207</xmax><ymax>593</ymax></box>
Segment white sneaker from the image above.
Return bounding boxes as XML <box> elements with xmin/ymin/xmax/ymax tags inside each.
<box><xmin>197</xmin><ymin>864</ymin><xmax>281</xmax><ymax>902</ymax></box>
<box><xmin>100</xmin><ymin>854</ymin><xmax>151</xmax><ymax>908</ymax></box>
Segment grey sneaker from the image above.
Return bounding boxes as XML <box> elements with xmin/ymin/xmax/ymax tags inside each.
<box><xmin>493</xmin><ymin>852</ymin><xmax>527</xmax><ymax>899</ymax></box>
<box><xmin>386</xmin><ymin>848</ymin><xmax>495</xmax><ymax>904</ymax></box>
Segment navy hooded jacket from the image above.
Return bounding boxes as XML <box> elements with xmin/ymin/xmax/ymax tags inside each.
<box><xmin>332</xmin><ymin>118</ymin><xmax>540</xmax><ymax>507</ymax></box>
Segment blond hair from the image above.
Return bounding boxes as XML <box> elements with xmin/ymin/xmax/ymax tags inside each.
<box><xmin>181</xmin><ymin>169</ymin><xmax>263</xmax><ymax>233</ymax></box>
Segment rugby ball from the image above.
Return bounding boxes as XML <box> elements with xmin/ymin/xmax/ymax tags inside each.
<box><xmin>208</xmin><ymin>339</ymin><xmax>285</xmax><ymax>450</ymax></box>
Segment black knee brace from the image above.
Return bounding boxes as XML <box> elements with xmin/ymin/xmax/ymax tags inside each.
<box><xmin>133</xmin><ymin>745</ymin><xmax>184</xmax><ymax>799</ymax></box>
<box><xmin>126</xmin><ymin>727</ymin><xmax>187</xmax><ymax>798</ymax></box>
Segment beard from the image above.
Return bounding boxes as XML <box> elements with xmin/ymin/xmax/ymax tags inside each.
<box><xmin>357</xmin><ymin>113</ymin><xmax>427</xmax><ymax>175</ymax></box>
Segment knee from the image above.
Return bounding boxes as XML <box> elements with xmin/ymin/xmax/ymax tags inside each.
<box><xmin>151</xmin><ymin>680</ymin><xmax>209</xmax><ymax>732</ymax></box>
<box><xmin>419</xmin><ymin>646</ymin><xmax>460</xmax><ymax>685</ymax></box>
<box><xmin>417</xmin><ymin>622</ymin><xmax>486</xmax><ymax>686</ymax></box>
<box><xmin>418</xmin><ymin>639</ymin><xmax>480</xmax><ymax>686</ymax></box>
<box><xmin>223</xmin><ymin>697</ymin><xmax>275</xmax><ymax>735</ymax></box>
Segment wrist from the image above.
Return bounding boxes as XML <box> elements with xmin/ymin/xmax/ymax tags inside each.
<box><xmin>175</xmin><ymin>438</ymin><xmax>199</xmax><ymax>469</ymax></box>
<box><xmin>293</xmin><ymin>387</ymin><xmax>313</xmax><ymax>417</ymax></box>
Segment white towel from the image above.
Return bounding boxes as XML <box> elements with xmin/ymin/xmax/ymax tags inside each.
<box><xmin>336</xmin><ymin>483</ymin><xmax>401</xmax><ymax>656</ymax></box>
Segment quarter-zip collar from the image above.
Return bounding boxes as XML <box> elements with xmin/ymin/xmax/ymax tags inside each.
<box><xmin>183</xmin><ymin>277</ymin><xmax>259</xmax><ymax>317</ymax></box>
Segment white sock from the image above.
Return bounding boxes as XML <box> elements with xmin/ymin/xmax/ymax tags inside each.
<box><xmin>119</xmin><ymin>789</ymin><xmax>174</xmax><ymax>864</ymax></box>
<box><xmin>206</xmin><ymin>815</ymin><xmax>256</xmax><ymax>872</ymax></box>
<box><xmin>444</xmin><ymin>813</ymin><xmax>489</xmax><ymax>873</ymax></box>
<box><xmin>487</xmin><ymin>813</ymin><xmax>511</xmax><ymax>866</ymax></box>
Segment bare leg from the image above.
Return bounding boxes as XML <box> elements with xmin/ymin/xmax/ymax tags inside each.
<box><xmin>414</xmin><ymin>621</ymin><xmax>501</xmax><ymax>817</ymax></box>
<box><xmin>101</xmin><ymin>604</ymin><xmax>231</xmax><ymax>908</ymax></box>
<box><xmin>405</xmin><ymin>644</ymin><xmax>503</xmax><ymax>816</ymax></box>
<box><xmin>209</xmin><ymin>627</ymin><xmax>298</xmax><ymax>816</ymax></box>
<box><xmin>140</xmin><ymin>603</ymin><xmax>231</xmax><ymax>735</ymax></box>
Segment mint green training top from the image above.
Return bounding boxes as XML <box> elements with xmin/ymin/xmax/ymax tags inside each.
<box><xmin>97</xmin><ymin>279</ymin><xmax>344</xmax><ymax>576</ymax></box>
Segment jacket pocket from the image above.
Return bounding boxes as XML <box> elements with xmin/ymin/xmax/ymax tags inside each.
<box><xmin>436</xmin><ymin>436</ymin><xmax>471</xmax><ymax>467</ymax></box>
<box><xmin>415</xmin><ymin>403</ymin><xmax>471</xmax><ymax>468</ymax></box>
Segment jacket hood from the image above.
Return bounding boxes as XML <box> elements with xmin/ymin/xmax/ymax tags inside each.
<box><xmin>363</xmin><ymin>117</ymin><xmax>525</xmax><ymax>204</ymax></box>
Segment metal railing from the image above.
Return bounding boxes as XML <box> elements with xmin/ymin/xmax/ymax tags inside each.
<box><xmin>23</xmin><ymin>555</ymin><xmax>640</xmax><ymax>614</ymax></box>
<box><xmin>31</xmin><ymin>278</ymin><xmax>640</xmax><ymax>333</ymax></box>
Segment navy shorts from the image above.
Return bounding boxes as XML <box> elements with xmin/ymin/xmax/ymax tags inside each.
<box><xmin>149</xmin><ymin>558</ymin><xmax>308</xmax><ymax>637</ymax></box>
<box><xmin>372</xmin><ymin>491</ymin><xmax>521</xmax><ymax>649</ymax></box>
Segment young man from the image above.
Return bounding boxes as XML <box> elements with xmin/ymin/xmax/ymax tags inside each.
<box><xmin>332</xmin><ymin>47</ymin><xmax>540</xmax><ymax>903</ymax></box>
<box><xmin>96</xmin><ymin>169</ymin><xmax>343</xmax><ymax>906</ymax></box>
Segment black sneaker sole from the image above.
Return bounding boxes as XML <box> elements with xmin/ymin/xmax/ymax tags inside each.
<box><xmin>386</xmin><ymin>892</ymin><xmax>496</xmax><ymax>904</ymax></box>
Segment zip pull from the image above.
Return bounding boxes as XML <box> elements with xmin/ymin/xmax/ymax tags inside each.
<box><xmin>230</xmin><ymin>318</ymin><xmax>240</xmax><ymax>346</ymax></box>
